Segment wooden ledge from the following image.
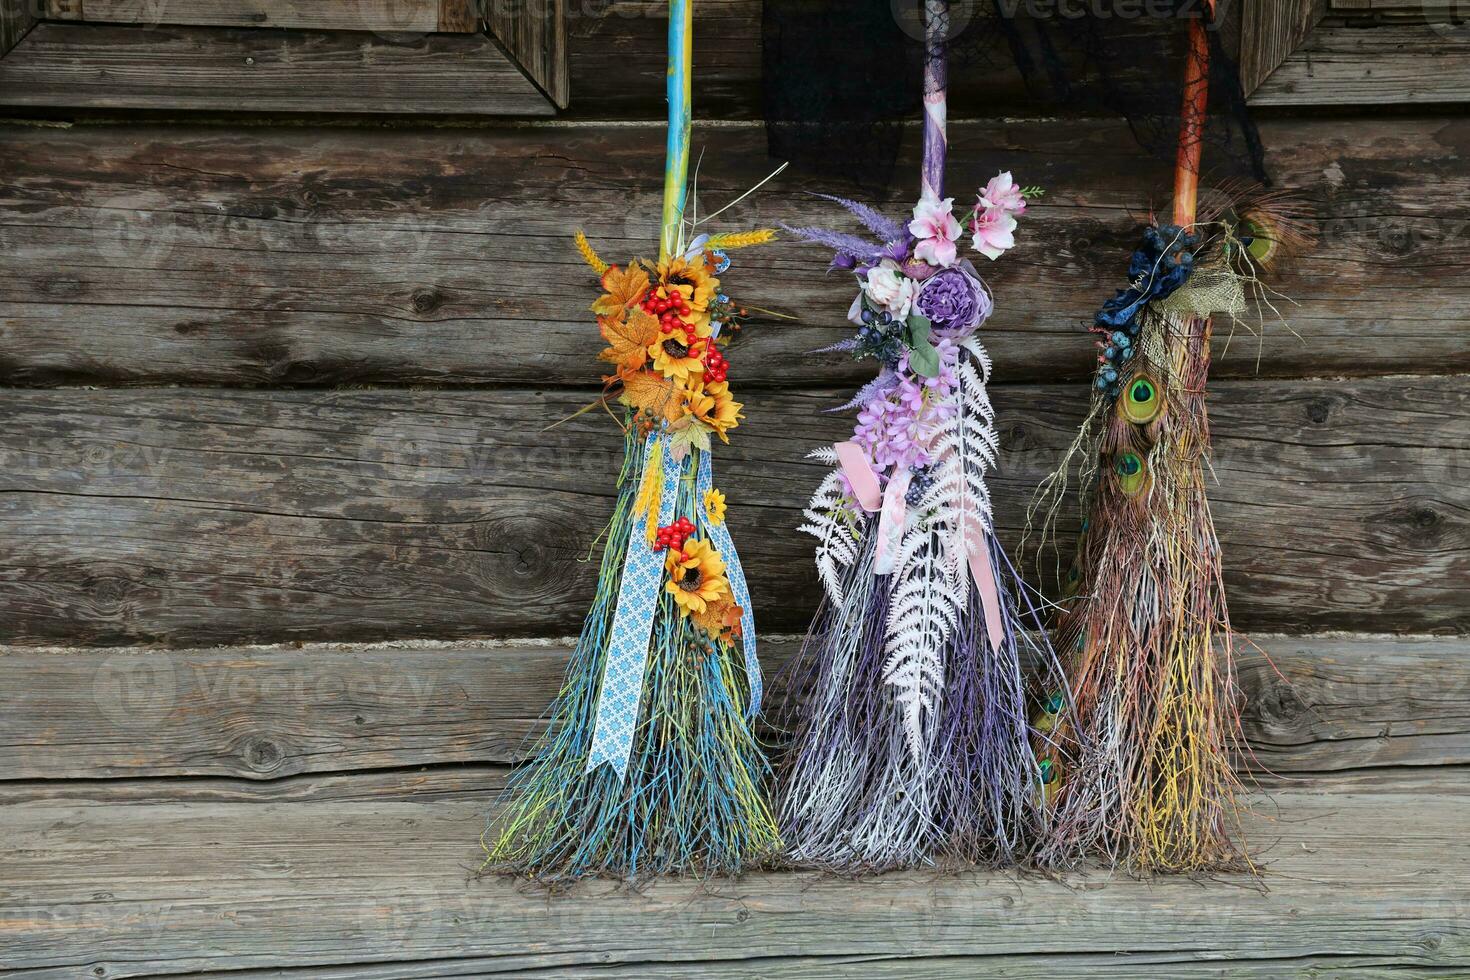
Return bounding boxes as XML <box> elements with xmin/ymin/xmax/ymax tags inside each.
<box><xmin>2</xmin><ymin>767</ymin><xmax>1466</xmax><ymax>975</ymax></box>
<box><xmin>0</xmin><ymin>22</ymin><xmax>556</xmax><ymax>115</ymax></box>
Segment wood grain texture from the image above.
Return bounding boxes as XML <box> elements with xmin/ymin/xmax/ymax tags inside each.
<box><xmin>0</xmin><ymin>377</ymin><xmax>1465</xmax><ymax>646</ymax></box>
<box><xmin>485</xmin><ymin>0</ymin><xmax>567</xmax><ymax>107</ymax></box>
<box><xmin>0</xmin><ymin>0</ymin><xmax>36</xmax><ymax>58</ymax></box>
<box><xmin>2</xmin><ymin>768</ymin><xmax>1466</xmax><ymax>976</ymax></box>
<box><xmin>2</xmin><ymin>635</ymin><xmax>1464</xmax><ymax>781</ymax></box>
<box><xmin>2</xmin><ymin>116</ymin><xmax>1468</xmax><ymax>387</ymax></box>
<box><xmin>1237</xmin><ymin>0</ymin><xmax>1326</xmax><ymax>96</ymax></box>
<box><xmin>436</xmin><ymin>0</ymin><xmax>478</xmax><ymax>33</ymax></box>
<box><xmin>1252</xmin><ymin>23</ymin><xmax>1470</xmax><ymax>105</ymax></box>
<box><xmin>1331</xmin><ymin>1</ymin><xmax>1461</xmax><ymax>10</ymax></box>
<box><xmin>0</xmin><ymin>22</ymin><xmax>554</xmax><ymax>114</ymax></box>
<box><xmin>40</xmin><ymin>0</ymin><xmax>479</xmax><ymax>32</ymax></box>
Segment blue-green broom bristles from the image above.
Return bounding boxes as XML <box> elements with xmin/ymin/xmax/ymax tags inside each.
<box><xmin>481</xmin><ymin>420</ymin><xmax>781</xmax><ymax>884</ymax></box>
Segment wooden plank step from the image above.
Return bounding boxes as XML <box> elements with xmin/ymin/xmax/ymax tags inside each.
<box><xmin>2</xmin><ymin>768</ymin><xmax>1466</xmax><ymax>976</ymax></box>
<box><xmin>2</xmin><ymin>378</ymin><xmax>1465</xmax><ymax>645</ymax></box>
<box><xmin>0</xmin><ymin>23</ymin><xmax>554</xmax><ymax>115</ymax></box>
<box><xmin>1</xmin><ymin>116</ymin><xmax>1467</xmax><ymax>387</ymax></box>
<box><xmin>1</xmin><ymin>636</ymin><xmax>1466</xmax><ymax>782</ymax></box>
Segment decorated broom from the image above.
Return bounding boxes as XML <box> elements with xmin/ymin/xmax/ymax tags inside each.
<box><xmin>775</xmin><ymin>0</ymin><xmax>1069</xmax><ymax>871</ymax></box>
<box><xmin>481</xmin><ymin>0</ymin><xmax>782</xmax><ymax>882</ymax></box>
<box><xmin>1029</xmin><ymin>0</ymin><xmax>1310</xmax><ymax>872</ymax></box>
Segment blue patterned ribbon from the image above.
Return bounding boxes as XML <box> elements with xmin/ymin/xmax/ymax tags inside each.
<box><xmin>698</xmin><ymin>451</ymin><xmax>761</xmax><ymax>718</ymax></box>
<box><xmin>586</xmin><ymin>431</ymin><xmax>682</xmax><ymax>778</ymax></box>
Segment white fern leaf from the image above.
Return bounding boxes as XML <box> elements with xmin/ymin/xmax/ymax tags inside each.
<box><xmin>807</xmin><ymin>446</ymin><xmax>839</xmax><ymax>465</ymax></box>
<box><xmin>800</xmin><ymin>469</ymin><xmax>865</xmax><ymax>604</ymax></box>
<box><xmin>881</xmin><ymin>529</ymin><xmax>957</xmax><ymax>763</ymax></box>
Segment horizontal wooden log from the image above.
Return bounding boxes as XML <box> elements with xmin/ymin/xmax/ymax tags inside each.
<box><xmin>1</xmin><ymin>768</ymin><xmax>1466</xmax><ymax>975</ymax></box>
<box><xmin>1</xmin><ymin>635</ymin><xmax>1463</xmax><ymax>781</ymax></box>
<box><xmin>1</xmin><ymin>116</ymin><xmax>1467</xmax><ymax>387</ymax></box>
<box><xmin>1253</xmin><ymin>23</ymin><xmax>1470</xmax><ymax>105</ymax></box>
<box><xmin>0</xmin><ymin>23</ymin><xmax>554</xmax><ymax>115</ymax></box>
<box><xmin>9</xmin><ymin>954</ymin><xmax>1455</xmax><ymax>980</ymax></box>
<box><xmin>0</xmin><ymin>377</ymin><xmax>1465</xmax><ymax>646</ymax></box>
<box><xmin>41</xmin><ymin>0</ymin><xmax>480</xmax><ymax>32</ymax></box>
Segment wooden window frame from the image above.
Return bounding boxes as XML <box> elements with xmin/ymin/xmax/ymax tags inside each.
<box><xmin>1239</xmin><ymin>0</ymin><xmax>1470</xmax><ymax>106</ymax></box>
<box><xmin>0</xmin><ymin>0</ymin><xmax>567</xmax><ymax>115</ymax></box>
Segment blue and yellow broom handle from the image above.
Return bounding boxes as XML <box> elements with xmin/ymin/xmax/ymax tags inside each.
<box><xmin>659</xmin><ymin>0</ymin><xmax>694</xmax><ymax>262</ymax></box>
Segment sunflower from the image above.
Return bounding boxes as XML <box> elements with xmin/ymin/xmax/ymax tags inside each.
<box><xmin>654</xmin><ymin>254</ymin><xmax>721</xmax><ymax>338</ymax></box>
<box><xmin>692</xmin><ymin>380</ymin><xmax>743</xmax><ymax>442</ymax></box>
<box><xmin>648</xmin><ymin>325</ymin><xmax>708</xmax><ymax>382</ymax></box>
<box><xmin>665</xmin><ymin>537</ymin><xmax>730</xmax><ymax>616</ymax></box>
<box><xmin>702</xmin><ymin>488</ymin><xmax>727</xmax><ymax>525</ymax></box>
<box><xmin>656</xmin><ymin>254</ymin><xmax>719</xmax><ymax>316</ymax></box>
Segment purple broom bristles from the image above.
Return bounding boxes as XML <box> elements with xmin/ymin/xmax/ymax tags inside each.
<box><xmin>776</xmin><ymin>528</ymin><xmax>1067</xmax><ymax>871</ymax></box>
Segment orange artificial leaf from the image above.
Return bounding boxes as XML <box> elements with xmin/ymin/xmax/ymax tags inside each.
<box><xmin>597</xmin><ymin>308</ymin><xmax>660</xmax><ymax>376</ymax></box>
<box><xmin>722</xmin><ymin>602</ymin><xmax>745</xmax><ymax>638</ymax></box>
<box><xmin>591</xmin><ymin>263</ymin><xmax>651</xmax><ymax>318</ymax></box>
<box><xmin>693</xmin><ymin>597</ymin><xmax>745</xmax><ymax>642</ymax></box>
<box><xmin>617</xmin><ymin>370</ymin><xmax>682</xmax><ymax>423</ymax></box>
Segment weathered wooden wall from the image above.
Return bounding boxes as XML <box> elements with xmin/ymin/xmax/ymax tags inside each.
<box><xmin>2</xmin><ymin>116</ymin><xmax>1467</xmax><ymax>644</ymax></box>
<box><xmin>1</xmin><ymin>1</ymin><xmax>1467</xmax><ymax>976</ymax></box>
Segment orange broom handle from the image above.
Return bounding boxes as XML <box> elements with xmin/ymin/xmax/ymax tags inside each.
<box><xmin>1171</xmin><ymin>0</ymin><xmax>1215</xmax><ymax>228</ymax></box>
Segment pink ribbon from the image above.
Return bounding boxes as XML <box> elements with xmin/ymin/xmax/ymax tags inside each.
<box><xmin>959</xmin><ymin>499</ymin><xmax>1006</xmax><ymax>656</ymax></box>
<box><xmin>836</xmin><ymin>440</ymin><xmax>1005</xmax><ymax>655</ymax></box>
<box><xmin>834</xmin><ymin>441</ymin><xmax>881</xmax><ymax>512</ymax></box>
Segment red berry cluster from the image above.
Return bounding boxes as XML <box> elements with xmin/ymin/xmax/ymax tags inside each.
<box><xmin>653</xmin><ymin>517</ymin><xmax>695</xmax><ymax>554</ymax></box>
<box><xmin>702</xmin><ymin>344</ymin><xmax>729</xmax><ymax>384</ymax></box>
<box><xmin>639</xmin><ymin>289</ymin><xmax>693</xmax><ymax>335</ymax></box>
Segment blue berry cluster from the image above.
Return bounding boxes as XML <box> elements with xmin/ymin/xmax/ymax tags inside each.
<box><xmin>905</xmin><ymin>463</ymin><xmax>934</xmax><ymax>506</ymax></box>
<box><xmin>857</xmin><ymin>308</ymin><xmax>905</xmax><ymax>368</ymax></box>
<box><xmin>1093</xmin><ymin>223</ymin><xmax>1199</xmax><ymax>398</ymax></box>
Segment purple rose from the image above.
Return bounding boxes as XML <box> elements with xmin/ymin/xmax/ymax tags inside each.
<box><xmin>914</xmin><ymin>262</ymin><xmax>992</xmax><ymax>336</ymax></box>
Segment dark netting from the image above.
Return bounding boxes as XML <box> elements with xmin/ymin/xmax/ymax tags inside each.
<box><xmin>761</xmin><ymin>0</ymin><xmax>923</xmax><ymax>193</ymax></box>
<box><xmin>990</xmin><ymin>0</ymin><xmax>1267</xmax><ymax>182</ymax></box>
<box><xmin>763</xmin><ymin>0</ymin><xmax>1268</xmax><ymax>188</ymax></box>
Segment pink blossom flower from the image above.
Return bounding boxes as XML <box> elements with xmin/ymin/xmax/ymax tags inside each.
<box><xmin>908</xmin><ymin>194</ymin><xmax>963</xmax><ymax>269</ymax></box>
<box><xmin>980</xmin><ymin>171</ymin><xmax>1027</xmax><ymax>215</ymax></box>
<box><xmin>970</xmin><ymin>206</ymin><xmax>1018</xmax><ymax>261</ymax></box>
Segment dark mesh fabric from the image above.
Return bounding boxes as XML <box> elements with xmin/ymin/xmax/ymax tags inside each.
<box><xmin>763</xmin><ymin>0</ymin><xmax>1268</xmax><ymax>188</ymax></box>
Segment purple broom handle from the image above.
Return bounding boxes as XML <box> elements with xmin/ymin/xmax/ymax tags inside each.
<box><xmin>921</xmin><ymin>0</ymin><xmax>949</xmax><ymax>200</ymax></box>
